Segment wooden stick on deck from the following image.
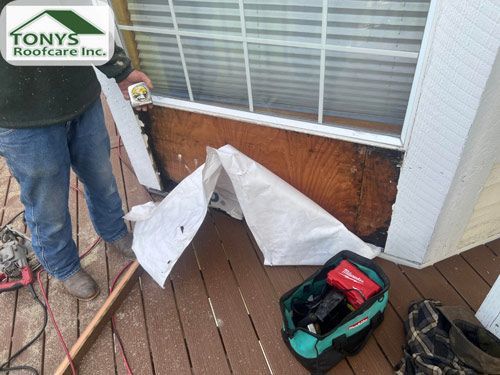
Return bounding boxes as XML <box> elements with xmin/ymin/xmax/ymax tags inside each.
<box><xmin>55</xmin><ymin>261</ymin><xmax>143</xmax><ymax>375</ymax></box>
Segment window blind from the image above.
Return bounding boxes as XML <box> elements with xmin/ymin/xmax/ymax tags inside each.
<box><xmin>118</xmin><ymin>0</ymin><xmax>431</xmax><ymax>134</ymax></box>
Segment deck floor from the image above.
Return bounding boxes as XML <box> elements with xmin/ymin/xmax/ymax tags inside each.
<box><xmin>0</xmin><ymin>106</ymin><xmax>499</xmax><ymax>374</ymax></box>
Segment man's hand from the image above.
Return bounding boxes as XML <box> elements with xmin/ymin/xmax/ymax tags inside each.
<box><xmin>117</xmin><ymin>70</ymin><xmax>154</xmax><ymax>112</ymax></box>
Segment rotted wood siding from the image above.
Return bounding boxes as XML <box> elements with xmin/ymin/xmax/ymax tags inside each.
<box><xmin>145</xmin><ymin>107</ymin><xmax>402</xmax><ymax>246</ymax></box>
<box><xmin>459</xmin><ymin>162</ymin><xmax>500</xmax><ymax>249</ymax></box>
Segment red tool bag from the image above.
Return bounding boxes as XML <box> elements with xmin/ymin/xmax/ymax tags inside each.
<box><xmin>326</xmin><ymin>259</ymin><xmax>381</xmax><ymax>309</ymax></box>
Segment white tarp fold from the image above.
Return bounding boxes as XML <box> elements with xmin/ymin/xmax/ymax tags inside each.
<box><xmin>125</xmin><ymin>145</ymin><xmax>380</xmax><ymax>287</ymax></box>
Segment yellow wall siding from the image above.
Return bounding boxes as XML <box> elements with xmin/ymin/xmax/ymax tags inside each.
<box><xmin>459</xmin><ymin>162</ymin><xmax>500</xmax><ymax>249</ymax></box>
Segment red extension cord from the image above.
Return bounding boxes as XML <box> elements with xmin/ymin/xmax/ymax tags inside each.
<box><xmin>8</xmin><ymin>139</ymin><xmax>146</xmax><ymax>374</ymax></box>
<box><xmin>37</xmin><ymin>238</ymin><xmax>134</xmax><ymax>375</ymax></box>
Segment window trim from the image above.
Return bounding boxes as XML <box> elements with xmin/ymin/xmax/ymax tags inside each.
<box><xmin>116</xmin><ymin>0</ymin><xmax>436</xmax><ymax>151</ymax></box>
<box><xmin>399</xmin><ymin>0</ymin><xmax>438</xmax><ymax>149</ymax></box>
<box><xmin>152</xmin><ymin>95</ymin><xmax>404</xmax><ymax>149</ymax></box>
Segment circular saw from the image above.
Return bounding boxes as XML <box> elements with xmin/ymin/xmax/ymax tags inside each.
<box><xmin>0</xmin><ymin>225</ymin><xmax>39</xmax><ymax>293</ymax></box>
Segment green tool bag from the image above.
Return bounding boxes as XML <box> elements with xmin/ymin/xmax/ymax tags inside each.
<box><xmin>280</xmin><ymin>250</ymin><xmax>390</xmax><ymax>374</ymax></box>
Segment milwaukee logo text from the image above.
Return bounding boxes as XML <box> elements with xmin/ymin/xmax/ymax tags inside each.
<box><xmin>341</xmin><ymin>268</ymin><xmax>364</xmax><ymax>284</ymax></box>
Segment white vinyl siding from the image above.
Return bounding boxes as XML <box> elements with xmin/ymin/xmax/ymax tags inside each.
<box><xmin>118</xmin><ymin>0</ymin><xmax>430</xmax><ymax>135</ymax></box>
<box><xmin>458</xmin><ymin>162</ymin><xmax>500</xmax><ymax>250</ymax></box>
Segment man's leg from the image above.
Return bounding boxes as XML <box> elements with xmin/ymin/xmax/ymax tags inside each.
<box><xmin>0</xmin><ymin>125</ymin><xmax>80</xmax><ymax>280</ymax></box>
<box><xmin>68</xmin><ymin>99</ymin><xmax>129</xmax><ymax>244</ymax></box>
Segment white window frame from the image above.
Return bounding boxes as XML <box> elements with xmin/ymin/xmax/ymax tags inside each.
<box><xmin>115</xmin><ymin>0</ymin><xmax>437</xmax><ymax>151</ymax></box>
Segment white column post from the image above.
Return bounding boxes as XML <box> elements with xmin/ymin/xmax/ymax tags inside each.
<box><xmin>384</xmin><ymin>0</ymin><xmax>500</xmax><ymax>265</ymax></box>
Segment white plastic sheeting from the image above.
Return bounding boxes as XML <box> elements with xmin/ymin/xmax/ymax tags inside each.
<box><xmin>125</xmin><ymin>145</ymin><xmax>380</xmax><ymax>287</ymax></box>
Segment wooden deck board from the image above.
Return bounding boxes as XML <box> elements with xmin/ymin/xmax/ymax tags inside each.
<box><xmin>369</xmin><ymin>259</ymin><xmax>422</xmax><ymax>369</ymax></box>
<box><xmin>3</xmin><ymin>177</ymin><xmax>24</xmax><ymax>228</ymax></box>
<box><xmin>170</xmin><ymin>246</ymin><xmax>232</xmax><ymax>375</ymax></box>
<box><xmin>435</xmin><ymin>254</ymin><xmax>491</xmax><ymax>311</ymax></box>
<box><xmin>326</xmin><ymin>359</ymin><xmax>355</xmax><ymax>375</ymax></box>
<box><xmin>0</xmin><ymin>159</ymin><xmax>11</xmax><ymax>224</ymax></box>
<box><xmin>0</xmin><ymin>161</ymin><xmax>16</xmax><ymax>366</ymax></box>
<box><xmin>10</xmin><ymin>278</ymin><xmax>47</xmax><ymax>374</ymax></box>
<box><xmin>109</xmin><ymin>149</ymin><xmax>154</xmax><ymax>375</ymax></box>
<box><xmin>347</xmin><ymin>336</ymin><xmax>394</xmax><ymax>374</ymax></box>
<box><xmin>375</xmin><ymin>259</ymin><xmax>422</xmax><ymax>319</ymax></box>
<box><xmin>372</xmin><ymin>305</ymin><xmax>405</xmax><ymax>368</ymax></box>
<box><xmin>76</xmin><ymin>177</ymin><xmax>117</xmax><ymax>375</ymax></box>
<box><xmin>0</xmin><ymin>289</ymin><xmax>15</xmax><ymax>366</ymax></box>
<box><xmin>141</xmin><ymin>274</ymin><xmax>192</xmax><ymax>375</ymax></box>
<box><xmin>193</xmin><ymin>218</ymin><xmax>271</xmax><ymax>374</ymax></box>
<box><xmin>212</xmin><ymin>210</ymin><xmax>306</xmax><ymax>374</ymax></box>
<box><xmin>5</xmin><ymin>176</ymin><xmax>46</xmax><ymax>374</ymax></box>
<box><xmin>297</xmin><ymin>266</ymin><xmax>321</xmax><ymax>280</ymax></box>
<box><xmin>118</xmin><ymin>147</ymin><xmax>194</xmax><ymax>374</ymax></box>
<box><xmin>245</xmin><ymin>223</ymin><xmax>305</xmax><ymax>298</ymax></box>
<box><xmin>461</xmin><ymin>245</ymin><xmax>500</xmax><ymax>286</ymax></box>
<box><xmin>486</xmin><ymin>238</ymin><xmax>500</xmax><ymax>256</ymax></box>
<box><xmin>400</xmin><ymin>264</ymin><xmax>468</xmax><ymax>308</ymax></box>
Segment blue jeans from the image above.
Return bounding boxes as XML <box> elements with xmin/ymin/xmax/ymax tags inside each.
<box><xmin>0</xmin><ymin>99</ymin><xmax>128</xmax><ymax>280</ymax></box>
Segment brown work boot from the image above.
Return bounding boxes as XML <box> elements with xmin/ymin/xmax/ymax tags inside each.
<box><xmin>62</xmin><ymin>269</ymin><xmax>100</xmax><ymax>301</ymax></box>
<box><xmin>108</xmin><ymin>232</ymin><xmax>136</xmax><ymax>260</ymax></box>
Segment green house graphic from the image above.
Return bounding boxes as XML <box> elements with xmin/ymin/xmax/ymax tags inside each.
<box><xmin>10</xmin><ymin>10</ymin><xmax>104</xmax><ymax>35</ymax></box>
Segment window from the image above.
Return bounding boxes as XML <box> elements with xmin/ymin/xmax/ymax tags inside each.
<box><xmin>115</xmin><ymin>0</ymin><xmax>431</xmax><ymax>142</ymax></box>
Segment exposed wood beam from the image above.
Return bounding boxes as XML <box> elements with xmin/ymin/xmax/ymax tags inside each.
<box><xmin>111</xmin><ymin>0</ymin><xmax>141</xmax><ymax>69</ymax></box>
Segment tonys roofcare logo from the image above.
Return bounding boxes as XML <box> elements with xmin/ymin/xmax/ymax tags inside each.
<box><xmin>0</xmin><ymin>1</ymin><xmax>114</xmax><ymax>66</ymax></box>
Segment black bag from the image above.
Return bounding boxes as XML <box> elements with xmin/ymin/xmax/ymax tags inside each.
<box><xmin>280</xmin><ymin>250</ymin><xmax>390</xmax><ymax>374</ymax></box>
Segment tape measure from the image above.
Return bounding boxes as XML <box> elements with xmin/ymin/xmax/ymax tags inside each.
<box><xmin>128</xmin><ymin>82</ymin><xmax>152</xmax><ymax>108</ymax></box>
